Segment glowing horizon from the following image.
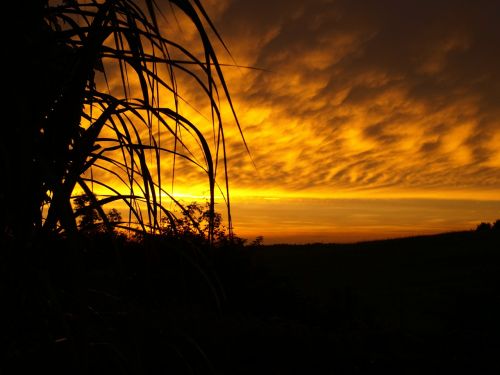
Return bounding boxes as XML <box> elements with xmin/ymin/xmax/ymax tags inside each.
<box><xmin>76</xmin><ymin>0</ymin><xmax>500</xmax><ymax>243</ymax></box>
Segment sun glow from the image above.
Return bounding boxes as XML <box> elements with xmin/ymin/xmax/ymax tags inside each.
<box><xmin>65</xmin><ymin>0</ymin><xmax>500</xmax><ymax>243</ymax></box>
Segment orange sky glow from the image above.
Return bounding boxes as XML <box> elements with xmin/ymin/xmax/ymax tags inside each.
<box><xmin>80</xmin><ymin>0</ymin><xmax>500</xmax><ymax>243</ymax></box>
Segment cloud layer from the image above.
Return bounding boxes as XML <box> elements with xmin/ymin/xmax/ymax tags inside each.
<box><xmin>199</xmin><ymin>0</ymin><xmax>500</xmax><ymax>198</ymax></box>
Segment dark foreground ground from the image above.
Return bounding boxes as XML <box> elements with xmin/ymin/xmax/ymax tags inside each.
<box><xmin>2</xmin><ymin>230</ymin><xmax>500</xmax><ymax>374</ymax></box>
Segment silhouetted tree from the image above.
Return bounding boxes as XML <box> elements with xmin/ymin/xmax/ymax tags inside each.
<box><xmin>73</xmin><ymin>196</ymin><xmax>122</xmax><ymax>234</ymax></box>
<box><xmin>249</xmin><ymin>235</ymin><xmax>264</xmax><ymax>247</ymax></box>
<box><xmin>161</xmin><ymin>202</ymin><xmax>235</xmax><ymax>246</ymax></box>
<box><xmin>476</xmin><ymin>222</ymin><xmax>492</xmax><ymax>232</ymax></box>
<box><xmin>492</xmin><ymin>219</ymin><xmax>500</xmax><ymax>232</ymax></box>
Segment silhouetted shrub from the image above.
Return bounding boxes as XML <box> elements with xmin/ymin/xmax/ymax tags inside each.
<box><xmin>250</xmin><ymin>235</ymin><xmax>265</xmax><ymax>247</ymax></box>
<box><xmin>493</xmin><ymin>219</ymin><xmax>500</xmax><ymax>232</ymax></box>
<box><xmin>476</xmin><ymin>222</ymin><xmax>492</xmax><ymax>232</ymax></box>
<box><xmin>160</xmin><ymin>201</ymin><xmax>246</xmax><ymax>247</ymax></box>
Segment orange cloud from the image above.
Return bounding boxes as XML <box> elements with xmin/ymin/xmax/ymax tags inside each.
<box><xmin>79</xmin><ymin>0</ymin><xmax>500</xmax><ymax>242</ymax></box>
<box><xmin>196</xmin><ymin>0</ymin><xmax>500</xmax><ymax>202</ymax></box>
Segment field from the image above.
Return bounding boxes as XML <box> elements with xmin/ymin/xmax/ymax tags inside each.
<box><xmin>3</xmin><ymin>230</ymin><xmax>499</xmax><ymax>374</ymax></box>
<box><xmin>208</xmin><ymin>230</ymin><xmax>500</xmax><ymax>374</ymax></box>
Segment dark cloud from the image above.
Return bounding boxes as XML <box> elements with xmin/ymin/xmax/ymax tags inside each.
<box><xmin>420</xmin><ymin>140</ymin><xmax>441</xmax><ymax>154</ymax></box>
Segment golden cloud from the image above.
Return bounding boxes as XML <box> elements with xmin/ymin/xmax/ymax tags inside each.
<box><xmin>77</xmin><ymin>0</ymin><xmax>500</xmax><ymax>242</ymax></box>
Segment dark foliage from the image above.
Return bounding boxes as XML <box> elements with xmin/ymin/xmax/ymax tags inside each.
<box><xmin>3</xmin><ymin>0</ymin><xmax>242</xmax><ymax>248</ymax></box>
<box><xmin>160</xmin><ymin>201</ymin><xmax>248</xmax><ymax>248</ymax></box>
<box><xmin>493</xmin><ymin>219</ymin><xmax>500</xmax><ymax>231</ymax></box>
<box><xmin>476</xmin><ymin>219</ymin><xmax>500</xmax><ymax>233</ymax></box>
<box><xmin>476</xmin><ymin>222</ymin><xmax>492</xmax><ymax>232</ymax></box>
<box><xmin>2</xmin><ymin>1</ymin><xmax>244</xmax><ymax>374</ymax></box>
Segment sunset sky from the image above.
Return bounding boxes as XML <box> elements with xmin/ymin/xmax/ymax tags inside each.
<box><xmin>93</xmin><ymin>0</ymin><xmax>500</xmax><ymax>243</ymax></box>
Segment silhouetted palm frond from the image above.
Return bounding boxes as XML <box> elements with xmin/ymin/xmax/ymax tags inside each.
<box><xmin>2</xmin><ymin>0</ymin><xmax>240</xmax><ymax>245</ymax></box>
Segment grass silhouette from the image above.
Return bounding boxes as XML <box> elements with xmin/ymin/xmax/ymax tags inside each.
<box><xmin>3</xmin><ymin>0</ymin><xmax>242</xmax><ymax>246</ymax></box>
<box><xmin>2</xmin><ymin>1</ymin><xmax>242</xmax><ymax>373</ymax></box>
